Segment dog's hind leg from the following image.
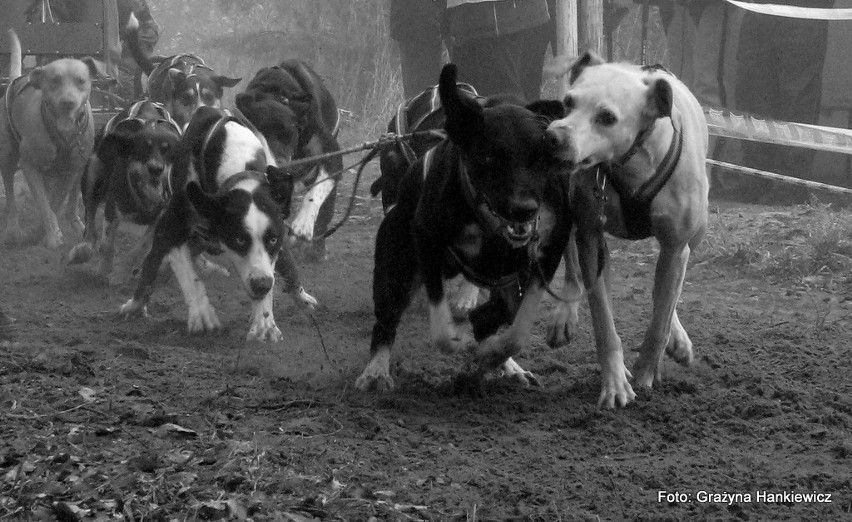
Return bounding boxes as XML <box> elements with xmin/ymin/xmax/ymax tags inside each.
<box><xmin>356</xmin><ymin>209</ymin><xmax>420</xmax><ymax>392</ymax></box>
<box><xmin>632</xmin><ymin>243</ymin><xmax>691</xmax><ymax>388</ymax></box>
<box><xmin>546</xmin><ymin>229</ymin><xmax>584</xmax><ymax>347</ymax></box>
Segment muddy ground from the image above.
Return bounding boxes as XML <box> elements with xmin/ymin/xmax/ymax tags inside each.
<box><xmin>1</xmin><ymin>166</ymin><xmax>851</xmax><ymax>521</ymax></box>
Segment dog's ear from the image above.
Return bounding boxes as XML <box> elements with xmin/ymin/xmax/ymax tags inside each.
<box><xmin>439</xmin><ymin>63</ymin><xmax>484</xmax><ymax>151</ymax></box>
<box><xmin>569</xmin><ymin>51</ymin><xmax>605</xmax><ymax>84</ymax></box>
<box><xmin>81</xmin><ymin>57</ymin><xmax>109</xmax><ymax>79</ymax></box>
<box><xmin>643</xmin><ymin>78</ymin><xmax>673</xmax><ymax>120</ymax></box>
<box><xmin>235</xmin><ymin>92</ymin><xmax>254</xmax><ymax>111</ymax></box>
<box><xmin>526</xmin><ymin>100</ymin><xmax>567</xmax><ymax>122</ymax></box>
<box><xmin>186</xmin><ymin>181</ymin><xmax>222</xmax><ymax>221</ymax></box>
<box><xmin>28</xmin><ymin>67</ymin><xmax>45</xmax><ymax>89</ymax></box>
<box><xmin>212</xmin><ymin>75</ymin><xmax>242</xmax><ymax>89</ymax></box>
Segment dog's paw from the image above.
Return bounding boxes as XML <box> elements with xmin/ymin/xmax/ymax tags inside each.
<box><xmin>246</xmin><ymin>320</ymin><xmax>283</xmax><ymax>342</ymax></box>
<box><xmin>666</xmin><ymin>326</ymin><xmax>694</xmax><ymax>366</ymax></box>
<box><xmin>500</xmin><ymin>357</ymin><xmax>541</xmax><ymax>388</ymax></box>
<box><xmin>68</xmin><ymin>242</ymin><xmax>95</xmax><ymax>264</ymax></box>
<box><xmin>290</xmin><ymin>287</ymin><xmax>318</xmax><ymax>310</ymax></box>
<box><xmin>475</xmin><ymin>332</ymin><xmax>523</xmax><ymax>371</ymax></box>
<box><xmin>119</xmin><ymin>298</ymin><xmax>148</xmax><ymax>318</ymax></box>
<box><xmin>355</xmin><ymin>349</ymin><xmax>394</xmax><ymax>392</ymax></box>
<box><xmin>632</xmin><ymin>351</ymin><xmax>664</xmax><ymax>390</ymax></box>
<box><xmin>186</xmin><ymin>302</ymin><xmax>221</xmax><ymax>334</ymax></box>
<box><xmin>545</xmin><ymin>302</ymin><xmax>579</xmax><ymax>347</ymax></box>
<box><xmin>598</xmin><ymin>365</ymin><xmax>636</xmax><ymax>409</ymax></box>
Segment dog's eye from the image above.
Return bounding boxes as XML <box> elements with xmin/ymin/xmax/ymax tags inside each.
<box><xmin>234</xmin><ymin>236</ymin><xmax>248</xmax><ymax>248</ymax></box>
<box><xmin>596</xmin><ymin>110</ymin><xmax>617</xmax><ymax>127</ymax></box>
<box><xmin>266</xmin><ymin>235</ymin><xmax>279</xmax><ymax>247</ymax></box>
<box><xmin>76</xmin><ymin>77</ymin><xmax>85</xmax><ymax>87</ymax></box>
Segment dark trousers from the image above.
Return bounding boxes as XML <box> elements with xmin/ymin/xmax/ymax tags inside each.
<box><xmin>448</xmin><ymin>23</ymin><xmax>550</xmax><ymax>102</ymax></box>
<box><xmin>735</xmin><ymin>12</ymin><xmax>828</xmax><ymax>189</ymax></box>
<box><xmin>397</xmin><ymin>31</ymin><xmax>443</xmax><ymax>100</ymax></box>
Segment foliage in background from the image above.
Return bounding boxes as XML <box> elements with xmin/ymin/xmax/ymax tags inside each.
<box><xmin>148</xmin><ymin>1</ymin><xmax>666</xmax><ymax>142</ymax></box>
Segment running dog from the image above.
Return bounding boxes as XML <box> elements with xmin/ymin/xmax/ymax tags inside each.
<box><xmin>355</xmin><ymin>64</ymin><xmax>570</xmax><ymax>391</ymax></box>
<box><xmin>544</xmin><ymin>51</ymin><xmax>709</xmax><ymax>408</ymax></box>
<box><xmin>235</xmin><ymin>60</ymin><xmax>341</xmax><ymax>261</ymax></box>
<box><xmin>67</xmin><ymin>100</ymin><xmax>182</xmax><ymax>283</ymax></box>
<box><xmin>0</xmin><ymin>29</ymin><xmax>105</xmax><ymax>247</ymax></box>
<box><xmin>125</xmin><ymin>27</ymin><xmax>240</xmax><ymax>130</ymax></box>
<box><xmin>118</xmin><ymin>106</ymin><xmax>316</xmax><ymax>341</ymax></box>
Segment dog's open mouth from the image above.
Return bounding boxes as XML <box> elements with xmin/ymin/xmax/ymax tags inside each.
<box><xmin>504</xmin><ymin>220</ymin><xmax>536</xmax><ymax>246</ymax></box>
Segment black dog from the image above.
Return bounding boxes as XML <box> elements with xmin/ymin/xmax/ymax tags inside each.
<box><xmin>355</xmin><ymin>64</ymin><xmax>570</xmax><ymax>391</ymax></box>
<box><xmin>119</xmin><ymin>106</ymin><xmax>315</xmax><ymax>341</ymax></box>
<box><xmin>236</xmin><ymin>60</ymin><xmax>341</xmax><ymax>261</ymax></box>
<box><xmin>68</xmin><ymin>100</ymin><xmax>181</xmax><ymax>283</ymax></box>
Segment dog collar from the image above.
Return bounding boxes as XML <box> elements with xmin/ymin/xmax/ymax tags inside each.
<box><xmin>601</xmin><ymin>113</ymin><xmax>684</xmax><ymax>239</ymax></box>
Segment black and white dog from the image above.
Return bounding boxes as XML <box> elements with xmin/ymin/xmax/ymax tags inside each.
<box><xmin>235</xmin><ymin>60</ymin><xmax>341</xmax><ymax>261</ymax></box>
<box><xmin>119</xmin><ymin>106</ymin><xmax>315</xmax><ymax>341</ymax></box>
<box><xmin>355</xmin><ymin>64</ymin><xmax>570</xmax><ymax>391</ymax></box>
<box><xmin>68</xmin><ymin>100</ymin><xmax>182</xmax><ymax>283</ymax></box>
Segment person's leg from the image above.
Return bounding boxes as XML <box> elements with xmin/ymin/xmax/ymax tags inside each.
<box><xmin>398</xmin><ymin>32</ymin><xmax>443</xmax><ymax>100</ymax></box>
<box><xmin>511</xmin><ymin>24</ymin><xmax>550</xmax><ymax>102</ymax></box>
<box><xmin>450</xmin><ymin>36</ymin><xmax>525</xmax><ymax>99</ymax></box>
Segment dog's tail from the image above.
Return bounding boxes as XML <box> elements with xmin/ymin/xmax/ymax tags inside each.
<box><xmin>8</xmin><ymin>29</ymin><xmax>22</xmax><ymax>80</ymax></box>
<box><xmin>124</xmin><ymin>26</ymin><xmax>156</xmax><ymax>76</ymax></box>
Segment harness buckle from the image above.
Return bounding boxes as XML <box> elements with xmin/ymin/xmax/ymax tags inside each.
<box><xmin>593</xmin><ymin>166</ymin><xmax>608</xmax><ymax>229</ymax></box>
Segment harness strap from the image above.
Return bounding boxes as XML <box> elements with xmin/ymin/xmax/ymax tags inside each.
<box><xmin>607</xmin><ymin>114</ymin><xmax>684</xmax><ymax>239</ymax></box>
<box><xmin>446</xmin><ymin>245</ymin><xmax>521</xmax><ymax>290</ymax></box>
<box><xmin>214</xmin><ymin>170</ymin><xmax>268</xmax><ymax>197</ymax></box>
<box><xmin>4</xmin><ymin>76</ymin><xmax>32</xmax><ymax>144</ymax></box>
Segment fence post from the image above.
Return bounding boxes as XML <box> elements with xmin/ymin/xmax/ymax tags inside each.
<box><xmin>555</xmin><ymin>0</ymin><xmax>578</xmax><ymax>97</ymax></box>
<box><xmin>578</xmin><ymin>0</ymin><xmax>603</xmax><ymax>55</ymax></box>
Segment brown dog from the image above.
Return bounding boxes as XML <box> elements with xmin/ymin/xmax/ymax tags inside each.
<box><xmin>1</xmin><ymin>29</ymin><xmax>104</xmax><ymax>248</ymax></box>
<box><xmin>544</xmin><ymin>52</ymin><xmax>709</xmax><ymax>408</ymax></box>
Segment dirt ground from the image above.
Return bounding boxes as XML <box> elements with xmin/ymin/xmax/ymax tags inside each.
<box><xmin>1</xmin><ymin>165</ymin><xmax>851</xmax><ymax>521</ymax></box>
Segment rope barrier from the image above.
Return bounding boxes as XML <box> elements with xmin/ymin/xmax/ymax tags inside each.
<box><xmin>707</xmin><ymin>159</ymin><xmax>852</xmax><ymax>196</ymax></box>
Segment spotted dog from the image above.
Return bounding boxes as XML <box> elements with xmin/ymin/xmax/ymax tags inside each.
<box><xmin>67</xmin><ymin>100</ymin><xmax>181</xmax><ymax>283</ymax></box>
<box><xmin>355</xmin><ymin>64</ymin><xmax>569</xmax><ymax>391</ymax></box>
<box><xmin>235</xmin><ymin>60</ymin><xmax>341</xmax><ymax>261</ymax></box>
<box><xmin>1</xmin><ymin>29</ymin><xmax>105</xmax><ymax>247</ymax></box>
<box><xmin>125</xmin><ymin>27</ymin><xmax>240</xmax><ymax>130</ymax></box>
<box><xmin>544</xmin><ymin>51</ymin><xmax>710</xmax><ymax>408</ymax></box>
<box><xmin>119</xmin><ymin>106</ymin><xmax>316</xmax><ymax>341</ymax></box>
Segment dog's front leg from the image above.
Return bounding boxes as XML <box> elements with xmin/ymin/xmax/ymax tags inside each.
<box><xmin>246</xmin><ymin>287</ymin><xmax>282</xmax><ymax>342</ymax></box>
<box><xmin>21</xmin><ymin>164</ymin><xmax>63</xmax><ymax>248</ymax></box>
<box><xmin>475</xmin><ymin>282</ymin><xmax>544</xmax><ymax>371</ymax></box>
<box><xmin>67</xmin><ymin>162</ymin><xmax>103</xmax><ymax>265</ymax></box>
<box><xmin>290</xmin><ymin>165</ymin><xmax>334</xmax><ymax>242</ymax></box>
<box><xmin>546</xmin><ymin>229</ymin><xmax>584</xmax><ymax>346</ymax></box>
<box><xmin>167</xmin><ymin>244</ymin><xmax>221</xmax><ymax>333</ymax></box>
<box><xmin>632</xmin><ymin>243</ymin><xmax>691</xmax><ymax>388</ymax></box>
<box><xmin>97</xmin><ymin>216</ymin><xmax>120</xmax><ymax>280</ymax></box>
<box><xmin>356</xmin><ymin>207</ymin><xmax>420</xmax><ymax>391</ymax></box>
<box><xmin>577</xmin><ymin>230</ymin><xmax>636</xmax><ymax>409</ymax></box>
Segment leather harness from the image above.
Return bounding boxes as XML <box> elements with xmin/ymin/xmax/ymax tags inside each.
<box><xmin>6</xmin><ymin>76</ymin><xmax>90</xmax><ymax>173</ymax></box>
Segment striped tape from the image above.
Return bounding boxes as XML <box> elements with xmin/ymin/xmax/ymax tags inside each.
<box><xmin>704</xmin><ymin>107</ymin><xmax>852</xmax><ymax>155</ymax></box>
<box><xmin>724</xmin><ymin>1</ymin><xmax>852</xmax><ymax>20</ymax></box>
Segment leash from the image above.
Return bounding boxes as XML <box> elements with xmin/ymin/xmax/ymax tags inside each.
<box><xmin>278</xmin><ymin>129</ymin><xmax>445</xmax><ymax>172</ymax></box>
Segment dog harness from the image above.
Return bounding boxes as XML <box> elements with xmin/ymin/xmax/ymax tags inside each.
<box><xmin>6</xmin><ymin>75</ymin><xmax>91</xmax><ymax>172</ymax></box>
<box><xmin>148</xmin><ymin>54</ymin><xmax>211</xmax><ymax>95</ymax></box>
<box><xmin>392</xmin><ymin>82</ymin><xmax>479</xmax><ymax>167</ymax></box>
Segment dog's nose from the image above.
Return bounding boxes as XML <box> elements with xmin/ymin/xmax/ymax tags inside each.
<box><xmin>249</xmin><ymin>275</ymin><xmax>274</xmax><ymax>297</ymax></box>
<box><xmin>147</xmin><ymin>164</ymin><xmax>165</xmax><ymax>178</ymax></box>
<box><xmin>509</xmin><ymin>197</ymin><xmax>539</xmax><ymax>223</ymax></box>
<box><xmin>58</xmin><ymin>99</ymin><xmax>76</xmax><ymax>112</ymax></box>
